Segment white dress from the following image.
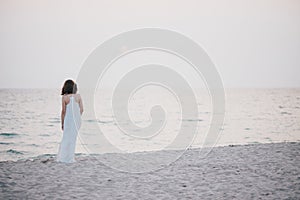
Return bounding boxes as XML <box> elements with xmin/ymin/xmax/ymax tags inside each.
<box><xmin>57</xmin><ymin>96</ymin><xmax>81</xmax><ymax>163</ymax></box>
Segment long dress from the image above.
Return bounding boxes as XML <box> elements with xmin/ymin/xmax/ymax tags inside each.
<box><xmin>57</xmin><ymin>96</ymin><xmax>81</xmax><ymax>163</ymax></box>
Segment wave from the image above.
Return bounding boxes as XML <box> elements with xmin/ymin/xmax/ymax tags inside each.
<box><xmin>182</xmin><ymin>119</ymin><xmax>203</xmax><ymax>122</ymax></box>
<box><xmin>0</xmin><ymin>133</ymin><xmax>19</xmax><ymax>137</ymax></box>
<box><xmin>0</xmin><ymin>142</ymin><xmax>14</xmax><ymax>145</ymax></box>
<box><xmin>84</xmin><ymin>119</ymin><xmax>114</xmax><ymax>124</ymax></box>
<box><xmin>6</xmin><ymin>149</ymin><xmax>24</xmax><ymax>155</ymax></box>
<box><xmin>49</xmin><ymin>120</ymin><xmax>60</xmax><ymax>124</ymax></box>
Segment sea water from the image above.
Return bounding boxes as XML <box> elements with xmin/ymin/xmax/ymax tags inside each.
<box><xmin>0</xmin><ymin>88</ymin><xmax>299</xmax><ymax>161</ymax></box>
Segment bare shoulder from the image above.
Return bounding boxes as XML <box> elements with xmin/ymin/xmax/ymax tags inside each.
<box><xmin>61</xmin><ymin>95</ymin><xmax>69</xmax><ymax>105</ymax></box>
<box><xmin>75</xmin><ymin>93</ymin><xmax>81</xmax><ymax>98</ymax></box>
<box><xmin>62</xmin><ymin>95</ymin><xmax>68</xmax><ymax>101</ymax></box>
<box><xmin>75</xmin><ymin>94</ymin><xmax>82</xmax><ymax>102</ymax></box>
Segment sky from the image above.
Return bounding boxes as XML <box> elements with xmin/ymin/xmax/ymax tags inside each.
<box><xmin>0</xmin><ymin>0</ymin><xmax>299</xmax><ymax>88</ymax></box>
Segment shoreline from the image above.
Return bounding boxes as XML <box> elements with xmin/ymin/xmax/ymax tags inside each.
<box><xmin>1</xmin><ymin>140</ymin><xmax>299</xmax><ymax>163</ymax></box>
<box><xmin>1</xmin><ymin>142</ymin><xmax>299</xmax><ymax>199</ymax></box>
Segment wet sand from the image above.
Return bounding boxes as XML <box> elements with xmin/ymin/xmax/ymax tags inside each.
<box><xmin>0</xmin><ymin>142</ymin><xmax>299</xmax><ymax>199</ymax></box>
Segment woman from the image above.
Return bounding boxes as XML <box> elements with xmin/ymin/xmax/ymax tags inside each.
<box><xmin>57</xmin><ymin>79</ymin><xmax>83</xmax><ymax>163</ymax></box>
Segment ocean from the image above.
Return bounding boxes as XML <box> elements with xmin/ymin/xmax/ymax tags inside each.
<box><xmin>0</xmin><ymin>88</ymin><xmax>299</xmax><ymax>161</ymax></box>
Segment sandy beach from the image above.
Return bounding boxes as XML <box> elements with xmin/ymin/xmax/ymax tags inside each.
<box><xmin>0</xmin><ymin>142</ymin><xmax>299</xmax><ymax>199</ymax></box>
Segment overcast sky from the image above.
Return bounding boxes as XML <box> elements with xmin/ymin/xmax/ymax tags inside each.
<box><xmin>0</xmin><ymin>0</ymin><xmax>299</xmax><ymax>88</ymax></box>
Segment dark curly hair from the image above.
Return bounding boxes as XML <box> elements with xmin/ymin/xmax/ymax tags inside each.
<box><xmin>61</xmin><ymin>79</ymin><xmax>77</xmax><ymax>95</ymax></box>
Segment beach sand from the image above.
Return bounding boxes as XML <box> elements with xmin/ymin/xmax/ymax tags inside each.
<box><xmin>0</xmin><ymin>142</ymin><xmax>299</xmax><ymax>199</ymax></box>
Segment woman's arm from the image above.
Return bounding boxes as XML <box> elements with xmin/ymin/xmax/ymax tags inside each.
<box><xmin>61</xmin><ymin>96</ymin><xmax>66</xmax><ymax>130</ymax></box>
<box><xmin>79</xmin><ymin>95</ymin><xmax>84</xmax><ymax>115</ymax></box>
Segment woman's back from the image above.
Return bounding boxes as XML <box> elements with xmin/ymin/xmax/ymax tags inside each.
<box><xmin>64</xmin><ymin>95</ymin><xmax>81</xmax><ymax>131</ymax></box>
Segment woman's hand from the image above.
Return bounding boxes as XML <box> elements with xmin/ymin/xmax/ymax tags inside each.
<box><xmin>61</xmin><ymin>124</ymin><xmax>64</xmax><ymax>131</ymax></box>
